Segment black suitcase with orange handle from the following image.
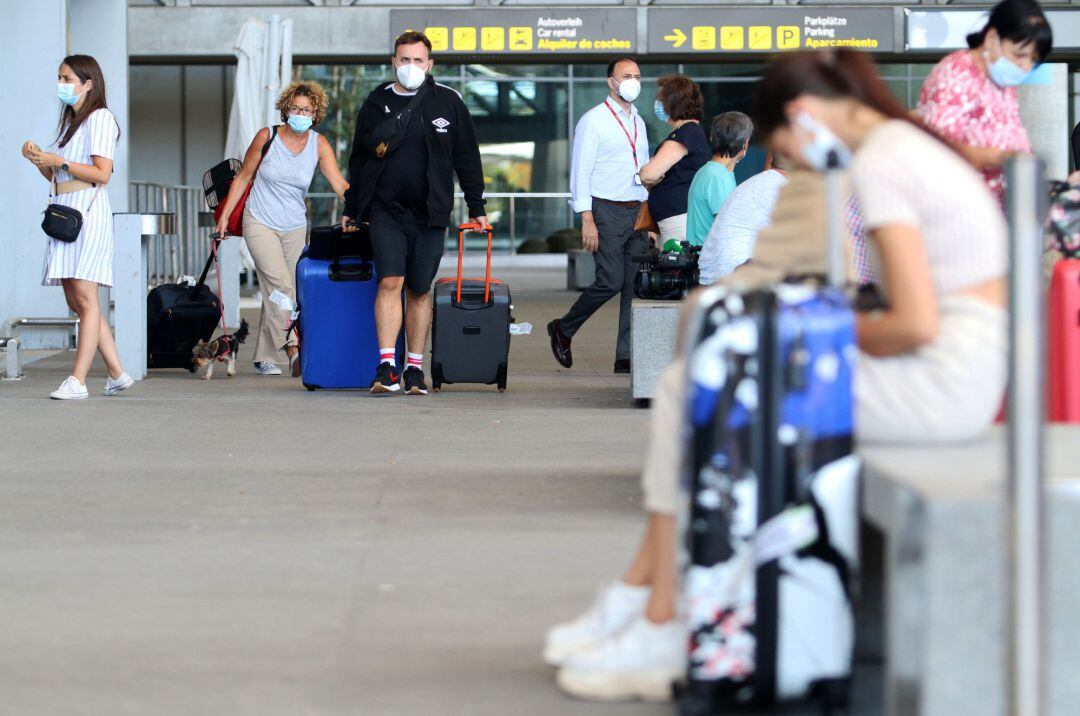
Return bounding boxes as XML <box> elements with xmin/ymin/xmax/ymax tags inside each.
<box><xmin>430</xmin><ymin>224</ymin><xmax>511</xmax><ymax>392</ymax></box>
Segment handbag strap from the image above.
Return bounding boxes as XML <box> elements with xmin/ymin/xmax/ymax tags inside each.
<box><xmin>254</xmin><ymin>125</ymin><xmax>278</xmax><ymax>177</ymax></box>
<box><xmin>364</xmin><ymin>82</ymin><xmax>429</xmax><ymax>159</ymax></box>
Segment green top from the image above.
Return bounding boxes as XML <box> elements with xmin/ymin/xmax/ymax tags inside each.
<box><xmin>685</xmin><ymin>162</ymin><xmax>737</xmax><ymax>247</ymax></box>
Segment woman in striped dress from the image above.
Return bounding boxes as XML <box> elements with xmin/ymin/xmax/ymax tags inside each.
<box><xmin>22</xmin><ymin>55</ymin><xmax>133</xmax><ymax>400</ymax></box>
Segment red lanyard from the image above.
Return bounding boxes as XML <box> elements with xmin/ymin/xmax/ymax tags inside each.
<box><xmin>604</xmin><ymin>99</ymin><xmax>639</xmax><ymax>169</ymax></box>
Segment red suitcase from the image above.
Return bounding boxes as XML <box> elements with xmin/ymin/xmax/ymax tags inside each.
<box><xmin>1046</xmin><ymin>184</ymin><xmax>1080</xmax><ymax>423</ymax></box>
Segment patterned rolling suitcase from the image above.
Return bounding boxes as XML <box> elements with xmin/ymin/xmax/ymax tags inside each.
<box><xmin>679</xmin><ymin>169</ymin><xmax>860</xmax><ymax>713</ymax></box>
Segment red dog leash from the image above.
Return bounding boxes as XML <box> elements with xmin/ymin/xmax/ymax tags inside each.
<box><xmin>209</xmin><ymin>233</ymin><xmax>228</xmax><ymax>335</ymax></box>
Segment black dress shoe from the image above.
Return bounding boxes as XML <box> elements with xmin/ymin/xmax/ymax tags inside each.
<box><xmin>547</xmin><ymin>320</ymin><xmax>573</xmax><ymax>369</ymax></box>
<box><xmin>614</xmin><ymin>359</ymin><xmax>631</xmax><ymax>374</ymax></box>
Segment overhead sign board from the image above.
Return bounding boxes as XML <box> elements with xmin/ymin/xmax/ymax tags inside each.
<box><xmin>648</xmin><ymin>8</ymin><xmax>897</xmax><ymax>54</ymax></box>
<box><xmin>906</xmin><ymin>9</ymin><xmax>1080</xmax><ymax>51</ymax></box>
<box><xmin>389</xmin><ymin>9</ymin><xmax>636</xmax><ymax>55</ymax></box>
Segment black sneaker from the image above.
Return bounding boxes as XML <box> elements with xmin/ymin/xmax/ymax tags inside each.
<box><xmin>370</xmin><ymin>362</ymin><xmax>401</xmax><ymax>394</ymax></box>
<box><xmin>403</xmin><ymin>366</ymin><xmax>429</xmax><ymax>395</ymax></box>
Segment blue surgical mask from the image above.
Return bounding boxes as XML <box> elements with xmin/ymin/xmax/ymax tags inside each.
<box><xmin>985</xmin><ymin>36</ymin><xmax>1030</xmax><ymax>87</ymax></box>
<box><xmin>287</xmin><ymin>114</ymin><xmax>313</xmax><ymax>133</ymax></box>
<box><xmin>654</xmin><ymin>100</ymin><xmax>669</xmax><ymax>123</ymax></box>
<box><xmin>794</xmin><ymin>112</ymin><xmax>853</xmax><ymax>172</ymax></box>
<box><xmin>57</xmin><ymin>82</ymin><xmax>83</xmax><ymax>106</ymax></box>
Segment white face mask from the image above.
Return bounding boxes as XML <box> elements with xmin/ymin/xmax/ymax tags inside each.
<box><xmin>794</xmin><ymin>112</ymin><xmax>852</xmax><ymax>172</ymax></box>
<box><xmin>396</xmin><ymin>63</ymin><xmax>427</xmax><ymax>91</ymax></box>
<box><xmin>615</xmin><ymin>78</ymin><xmax>641</xmax><ymax>103</ymax></box>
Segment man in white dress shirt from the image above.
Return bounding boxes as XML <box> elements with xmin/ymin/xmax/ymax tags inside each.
<box><xmin>547</xmin><ymin>58</ymin><xmax>650</xmax><ymax>374</ymax></box>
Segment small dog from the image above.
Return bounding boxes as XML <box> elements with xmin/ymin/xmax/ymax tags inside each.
<box><xmin>192</xmin><ymin>319</ymin><xmax>249</xmax><ymax>381</ymax></box>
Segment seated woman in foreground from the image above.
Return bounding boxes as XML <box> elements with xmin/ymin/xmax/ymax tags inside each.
<box><xmin>544</xmin><ymin>48</ymin><xmax>1009</xmax><ymax>705</ymax></box>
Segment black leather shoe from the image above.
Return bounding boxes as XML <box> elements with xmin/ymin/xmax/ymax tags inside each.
<box><xmin>614</xmin><ymin>359</ymin><xmax>631</xmax><ymax>374</ymax></box>
<box><xmin>547</xmin><ymin>320</ymin><xmax>573</xmax><ymax>369</ymax></box>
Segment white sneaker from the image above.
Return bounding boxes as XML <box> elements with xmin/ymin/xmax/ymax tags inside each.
<box><xmin>103</xmin><ymin>372</ymin><xmax>135</xmax><ymax>396</ymax></box>
<box><xmin>543</xmin><ymin>581</ymin><xmax>649</xmax><ymax>667</ymax></box>
<box><xmin>556</xmin><ymin>615</ymin><xmax>685</xmax><ymax>702</ymax></box>
<box><xmin>254</xmin><ymin>361</ymin><xmax>282</xmax><ymax>376</ymax></box>
<box><xmin>50</xmin><ymin>376</ymin><xmax>88</xmax><ymax>400</ymax></box>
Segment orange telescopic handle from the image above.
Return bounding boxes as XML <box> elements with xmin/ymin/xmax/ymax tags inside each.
<box><xmin>456</xmin><ymin>222</ymin><xmax>494</xmax><ymax>304</ymax></box>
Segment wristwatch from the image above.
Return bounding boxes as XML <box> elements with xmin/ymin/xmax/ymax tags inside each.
<box><xmin>61</xmin><ymin>162</ymin><xmax>70</xmax><ymax>173</ymax></box>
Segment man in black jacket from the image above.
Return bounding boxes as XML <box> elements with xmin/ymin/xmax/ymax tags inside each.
<box><xmin>343</xmin><ymin>31</ymin><xmax>487</xmax><ymax>395</ymax></box>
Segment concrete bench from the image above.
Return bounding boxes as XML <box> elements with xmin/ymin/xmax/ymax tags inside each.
<box><xmin>5</xmin><ymin>317</ymin><xmax>79</xmax><ymax>351</ymax></box>
<box><xmin>630</xmin><ymin>298</ymin><xmax>682</xmax><ymax>401</ymax></box>
<box><xmin>566</xmin><ymin>249</ymin><xmax>595</xmax><ymax>291</ymax></box>
<box><xmin>859</xmin><ymin>425</ymin><xmax>1080</xmax><ymax>716</ymax></box>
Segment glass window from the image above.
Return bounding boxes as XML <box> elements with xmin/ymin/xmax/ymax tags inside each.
<box><xmin>465</xmin><ymin>64</ymin><xmax>568</xmax><ymax>79</ymax></box>
<box><xmin>681</xmin><ymin>63</ymin><xmax>764</xmax><ymax>79</ymax></box>
<box><xmin>572</xmin><ymin>62</ymin><xmax>682</xmax><ymax>79</ymax></box>
<box><xmin>467</xmin><ymin>80</ymin><xmax>571</xmax><ymax>248</ymax></box>
<box><xmin>572</xmin><ymin>64</ymin><xmax>609</xmax><ymax>78</ymax></box>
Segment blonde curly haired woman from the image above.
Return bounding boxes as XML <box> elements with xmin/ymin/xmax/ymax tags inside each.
<box><xmin>215</xmin><ymin>80</ymin><xmax>349</xmax><ymax>377</ymax></box>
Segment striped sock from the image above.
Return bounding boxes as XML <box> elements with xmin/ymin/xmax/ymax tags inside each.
<box><xmin>379</xmin><ymin>349</ymin><xmax>396</xmax><ymax>368</ymax></box>
<box><xmin>407</xmin><ymin>352</ymin><xmax>423</xmax><ymax>371</ymax></box>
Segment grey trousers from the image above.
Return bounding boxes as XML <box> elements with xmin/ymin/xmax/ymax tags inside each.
<box><xmin>559</xmin><ymin>200</ymin><xmax>644</xmax><ymax>361</ymax></box>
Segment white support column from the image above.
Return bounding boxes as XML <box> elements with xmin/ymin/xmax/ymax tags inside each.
<box><xmin>68</xmin><ymin>0</ymin><xmax>129</xmax><ymax>213</ymax></box>
<box><xmin>113</xmin><ymin>214</ymin><xmax>151</xmax><ymax>380</ymax></box>
<box><xmin>0</xmin><ymin>0</ymin><xmax>72</xmax><ymax>349</ymax></box>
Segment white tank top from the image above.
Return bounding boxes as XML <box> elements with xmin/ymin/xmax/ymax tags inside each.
<box><xmin>247</xmin><ymin>128</ymin><xmax>319</xmax><ymax>232</ymax></box>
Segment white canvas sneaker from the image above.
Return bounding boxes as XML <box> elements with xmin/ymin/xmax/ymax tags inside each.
<box><xmin>556</xmin><ymin>615</ymin><xmax>685</xmax><ymax>702</ymax></box>
<box><xmin>103</xmin><ymin>373</ymin><xmax>135</xmax><ymax>396</ymax></box>
<box><xmin>50</xmin><ymin>376</ymin><xmax>89</xmax><ymax>401</ymax></box>
<box><xmin>543</xmin><ymin>581</ymin><xmax>649</xmax><ymax>667</ymax></box>
<box><xmin>254</xmin><ymin>361</ymin><xmax>282</xmax><ymax>376</ymax></box>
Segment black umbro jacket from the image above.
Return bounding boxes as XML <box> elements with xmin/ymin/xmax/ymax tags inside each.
<box><xmin>343</xmin><ymin>74</ymin><xmax>486</xmax><ymax>227</ymax></box>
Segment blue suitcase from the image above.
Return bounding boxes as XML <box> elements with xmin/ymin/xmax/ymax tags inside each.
<box><xmin>295</xmin><ymin>250</ymin><xmax>401</xmax><ymax>391</ymax></box>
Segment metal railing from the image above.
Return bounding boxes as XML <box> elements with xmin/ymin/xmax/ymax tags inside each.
<box><xmin>129</xmin><ymin>182</ymin><xmax>213</xmax><ymax>285</ymax></box>
<box><xmin>130</xmin><ymin>183</ymin><xmax>577</xmax><ymax>272</ymax></box>
<box><xmin>306</xmin><ymin>191</ymin><xmax>575</xmax><ymax>253</ymax></box>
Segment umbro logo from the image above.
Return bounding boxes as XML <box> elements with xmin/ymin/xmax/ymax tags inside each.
<box><xmin>432</xmin><ymin>117</ymin><xmax>450</xmax><ymax>133</ymax></box>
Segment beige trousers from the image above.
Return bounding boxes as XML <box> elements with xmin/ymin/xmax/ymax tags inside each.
<box><xmin>641</xmin><ymin>358</ymin><xmax>687</xmax><ymax>517</ymax></box>
<box><xmin>242</xmin><ymin>209</ymin><xmax>306</xmax><ymax>365</ymax></box>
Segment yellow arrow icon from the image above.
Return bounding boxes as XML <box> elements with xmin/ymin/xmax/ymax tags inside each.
<box><xmin>664</xmin><ymin>28</ymin><xmax>687</xmax><ymax>48</ymax></box>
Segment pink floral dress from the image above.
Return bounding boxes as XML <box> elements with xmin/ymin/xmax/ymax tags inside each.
<box><xmin>917</xmin><ymin>50</ymin><xmax>1031</xmax><ymax>206</ymax></box>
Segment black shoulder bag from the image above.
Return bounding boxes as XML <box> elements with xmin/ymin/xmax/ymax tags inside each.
<box><xmin>42</xmin><ymin>181</ymin><xmax>103</xmax><ymax>244</ymax></box>
<box><xmin>361</xmin><ymin>82</ymin><xmax>429</xmax><ymax>161</ymax></box>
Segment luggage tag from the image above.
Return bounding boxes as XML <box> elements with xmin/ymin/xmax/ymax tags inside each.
<box><xmin>269</xmin><ymin>290</ymin><xmax>299</xmax><ymax>323</ymax></box>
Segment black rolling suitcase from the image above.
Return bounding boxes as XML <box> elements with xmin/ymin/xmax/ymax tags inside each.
<box><xmin>147</xmin><ymin>240</ymin><xmax>223</xmax><ymax>371</ymax></box>
<box><xmin>431</xmin><ymin>223</ymin><xmax>511</xmax><ymax>392</ymax></box>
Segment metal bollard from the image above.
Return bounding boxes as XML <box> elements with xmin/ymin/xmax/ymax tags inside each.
<box><xmin>1004</xmin><ymin>155</ymin><xmax>1046</xmax><ymax>716</ymax></box>
<box><xmin>1</xmin><ymin>338</ymin><xmax>20</xmax><ymax>381</ymax></box>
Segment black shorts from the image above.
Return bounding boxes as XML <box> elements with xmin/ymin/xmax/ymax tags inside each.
<box><xmin>369</xmin><ymin>204</ymin><xmax>447</xmax><ymax>295</ymax></box>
